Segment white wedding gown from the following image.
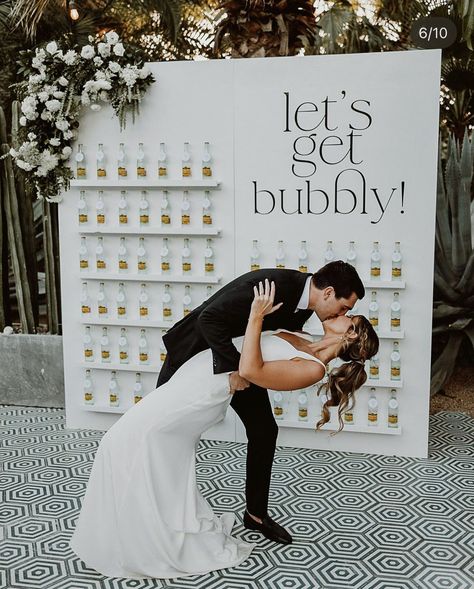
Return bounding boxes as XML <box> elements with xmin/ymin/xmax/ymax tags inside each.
<box><xmin>70</xmin><ymin>331</ymin><xmax>323</xmax><ymax>579</ymax></box>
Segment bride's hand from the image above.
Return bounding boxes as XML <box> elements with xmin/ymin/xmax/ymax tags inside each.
<box><xmin>250</xmin><ymin>279</ymin><xmax>283</xmax><ymax>319</ymax></box>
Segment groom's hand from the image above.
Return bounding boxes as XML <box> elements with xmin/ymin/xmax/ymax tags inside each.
<box><xmin>228</xmin><ymin>371</ymin><xmax>250</xmax><ymax>395</ymax></box>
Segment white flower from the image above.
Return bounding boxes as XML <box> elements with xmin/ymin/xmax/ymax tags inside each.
<box><xmin>63</xmin><ymin>130</ymin><xmax>73</xmax><ymax>140</ymax></box>
<box><xmin>21</xmin><ymin>95</ymin><xmax>37</xmax><ymax>114</ymax></box>
<box><xmin>113</xmin><ymin>43</ymin><xmax>125</xmax><ymax>57</ymax></box>
<box><xmin>46</xmin><ymin>41</ymin><xmax>58</xmax><ymax>55</ymax></box>
<box><xmin>81</xmin><ymin>92</ymin><xmax>91</xmax><ymax>106</ymax></box>
<box><xmin>105</xmin><ymin>31</ymin><xmax>119</xmax><ymax>45</ymax></box>
<box><xmin>46</xmin><ymin>99</ymin><xmax>61</xmax><ymax>113</ymax></box>
<box><xmin>38</xmin><ymin>91</ymin><xmax>49</xmax><ymax>103</ymax></box>
<box><xmin>17</xmin><ymin>160</ymin><xmax>34</xmax><ymax>171</ymax></box>
<box><xmin>3</xmin><ymin>326</ymin><xmax>14</xmax><ymax>335</ymax></box>
<box><xmin>26</xmin><ymin>111</ymin><xmax>39</xmax><ymax>120</ymax></box>
<box><xmin>49</xmin><ymin>138</ymin><xmax>61</xmax><ymax>147</ymax></box>
<box><xmin>81</xmin><ymin>45</ymin><xmax>95</xmax><ymax>60</ymax></box>
<box><xmin>93</xmin><ymin>56</ymin><xmax>103</xmax><ymax>66</ymax></box>
<box><xmin>62</xmin><ymin>50</ymin><xmax>77</xmax><ymax>66</ymax></box>
<box><xmin>55</xmin><ymin>119</ymin><xmax>69</xmax><ymax>131</ymax></box>
<box><xmin>9</xmin><ymin>147</ymin><xmax>18</xmax><ymax>157</ymax></box>
<box><xmin>53</xmin><ymin>91</ymin><xmax>65</xmax><ymax>99</ymax></box>
<box><xmin>35</xmin><ymin>150</ymin><xmax>59</xmax><ymax>177</ymax></box>
<box><xmin>35</xmin><ymin>48</ymin><xmax>46</xmax><ymax>59</ymax></box>
<box><xmin>62</xmin><ymin>146</ymin><xmax>72</xmax><ymax>157</ymax></box>
<box><xmin>120</xmin><ymin>66</ymin><xmax>139</xmax><ymax>87</ymax></box>
<box><xmin>27</xmin><ymin>132</ymin><xmax>36</xmax><ymax>140</ymax></box>
<box><xmin>40</xmin><ymin>110</ymin><xmax>53</xmax><ymax>121</ymax></box>
<box><xmin>32</xmin><ymin>56</ymin><xmax>44</xmax><ymax>69</ymax></box>
<box><xmin>108</xmin><ymin>61</ymin><xmax>121</xmax><ymax>73</ymax></box>
<box><xmin>88</xmin><ymin>35</ymin><xmax>94</xmax><ymax>42</ymax></box>
<box><xmin>97</xmin><ymin>42</ymin><xmax>111</xmax><ymax>58</ymax></box>
<box><xmin>29</xmin><ymin>74</ymin><xmax>44</xmax><ymax>86</ymax></box>
<box><xmin>99</xmin><ymin>90</ymin><xmax>109</xmax><ymax>101</ymax></box>
<box><xmin>90</xmin><ymin>104</ymin><xmax>101</xmax><ymax>111</ymax></box>
<box><xmin>19</xmin><ymin>116</ymin><xmax>27</xmax><ymax>126</ymax></box>
<box><xmin>58</xmin><ymin>76</ymin><xmax>69</xmax><ymax>87</ymax></box>
<box><xmin>139</xmin><ymin>65</ymin><xmax>151</xmax><ymax>79</ymax></box>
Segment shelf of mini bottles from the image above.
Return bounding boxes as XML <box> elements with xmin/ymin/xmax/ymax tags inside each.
<box><xmin>78</xmin><ymin>227</ymin><xmax>222</xmax><ymax>237</ymax></box>
<box><xmin>71</xmin><ymin>179</ymin><xmax>221</xmax><ymax>190</ymax></box>
<box><xmin>80</xmin><ymin>318</ymin><xmax>183</xmax><ymax>329</ymax></box>
<box><xmin>80</xmin><ymin>272</ymin><xmax>222</xmax><ymax>284</ymax></box>
<box><xmin>364</xmin><ymin>280</ymin><xmax>406</xmax><ymax>290</ymax></box>
<box><xmin>80</xmin><ymin>361</ymin><xmax>158</xmax><ymax>373</ymax></box>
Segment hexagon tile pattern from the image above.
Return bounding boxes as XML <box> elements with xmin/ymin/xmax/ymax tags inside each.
<box><xmin>1</xmin><ymin>405</ymin><xmax>473</xmax><ymax>589</ymax></box>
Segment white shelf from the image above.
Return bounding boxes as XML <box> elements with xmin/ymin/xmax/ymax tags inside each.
<box><xmin>364</xmin><ymin>280</ymin><xmax>406</xmax><ymax>289</ymax></box>
<box><xmin>78</xmin><ymin>227</ymin><xmax>221</xmax><ymax>236</ymax></box>
<box><xmin>309</xmin><ymin>329</ymin><xmax>405</xmax><ymax>340</ymax></box>
<box><xmin>366</xmin><ymin>379</ymin><xmax>403</xmax><ymax>388</ymax></box>
<box><xmin>277</xmin><ymin>419</ymin><xmax>402</xmax><ymax>435</ymax></box>
<box><xmin>81</xmin><ymin>404</ymin><xmax>128</xmax><ymax>414</ymax></box>
<box><xmin>80</xmin><ymin>318</ymin><xmax>177</xmax><ymax>328</ymax></box>
<box><xmin>70</xmin><ymin>180</ymin><xmax>221</xmax><ymax>189</ymax></box>
<box><xmin>80</xmin><ymin>362</ymin><xmax>158</xmax><ymax>373</ymax></box>
<box><xmin>79</xmin><ymin>273</ymin><xmax>221</xmax><ymax>284</ymax></box>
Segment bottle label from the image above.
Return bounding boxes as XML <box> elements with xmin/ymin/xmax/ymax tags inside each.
<box><xmin>392</xmin><ymin>267</ymin><xmax>402</xmax><ymax>277</ymax></box>
<box><xmin>369</xmin><ymin>366</ymin><xmax>379</xmax><ymax>377</ymax></box>
<box><xmin>182</xmin><ymin>166</ymin><xmax>191</xmax><ymax>177</ymax></box>
<box><xmin>97</xmin><ymin>168</ymin><xmax>106</xmax><ymax>177</ymax></box>
<box><xmin>84</xmin><ymin>349</ymin><xmax>93</xmax><ymax>357</ymax></box>
<box><xmin>391</xmin><ymin>367</ymin><xmax>401</xmax><ymax>378</ymax></box>
<box><xmin>161</xmin><ymin>261</ymin><xmax>170</xmax><ymax>271</ymax></box>
<box><xmin>98</xmin><ymin>305</ymin><xmax>108</xmax><ymax>314</ymax></box>
<box><xmin>84</xmin><ymin>392</ymin><xmax>93</xmax><ymax>401</ymax></box>
<box><xmin>203</xmin><ymin>214</ymin><xmax>212</xmax><ymax>225</ymax></box>
<box><xmin>118</xmin><ymin>166</ymin><xmax>128</xmax><ymax>177</ymax></box>
<box><xmin>344</xmin><ymin>413</ymin><xmax>353</xmax><ymax>422</ymax></box>
<box><xmin>138</xmin><ymin>261</ymin><xmax>147</xmax><ymax>271</ymax></box>
<box><xmin>370</xmin><ymin>266</ymin><xmax>380</xmax><ymax>277</ymax></box>
<box><xmin>182</xmin><ymin>262</ymin><xmax>191</xmax><ymax>272</ymax></box>
<box><xmin>251</xmin><ymin>264</ymin><xmax>260</xmax><ymax>271</ymax></box>
<box><xmin>97</xmin><ymin>214</ymin><xmax>105</xmax><ymax>224</ymax></box>
<box><xmin>202</xmin><ymin>166</ymin><xmax>212</xmax><ymax>177</ymax></box>
<box><xmin>77</xmin><ymin>167</ymin><xmax>86</xmax><ymax>177</ymax></box>
<box><xmin>161</xmin><ymin>214</ymin><xmax>170</xmax><ymax>224</ymax></box>
<box><xmin>368</xmin><ymin>412</ymin><xmax>378</xmax><ymax>422</ymax></box>
<box><xmin>299</xmin><ymin>265</ymin><xmax>308</xmax><ymax>273</ymax></box>
<box><xmin>140</xmin><ymin>306</ymin><xmax>148</xmax><ymax>316</ymax></box>
<box><xmin>160</xmin><ymin>352</ymin><xmax>167</xmax><ymax>362</ymax></box>
<box><xmin>117</xmin><ymin>306</ymin><xmax>126</xmax><ymax>315</ymax></box>
<box><xmin>81</xmin><ymin>305</ymin><xmax>91</xmax><ymax>314</ymax></box>
<box><xmin>96</xmin><ymin>259</ymin><xmax>106</xmax><ymax>269</ymax></box>
<box><xmin>391</xmin><ymin>318</ymin><xmax>401</xmax><ymax>328</ymax></box>
<box><xmin>159</xmin><ymin>166</ymin><xmax>167</xmax><ymax>177</ymax></box>
<box><xmin>276</xmin><ymin>264</ymin><xmax>285</xmax><ymax>269</ymax></box>
<box><xmin>78</xmin><ymin>214</ymin><xmax>88</xmax><ymax>223</ymax></box>
<box><xmin>139</xmin><ymin>352</ymin><xmax>148</xmax><ymax>361</ymax></box>
<box><xmin>101</xmin><ymin>350</ymin><xmax>110</xmax><ymax>359</ymax></box>
<box><xmin>119</xmin><ymin>260</ymin><xmax>128</xmax><ymax>269</ymax></box>
<box><xmin>181</xmin><ymin>214</ymin><xmax>190</xmax><ymax>225</ymax></box>
<box><xmin>205</xmin><ymin>262</ymin><xmax>214</xmax><ymax>273</ymax></box>
<box><xmin>388</xmin><ymin>415</ymin><xmax>398</xmax><ymax>424</ymax></box>
<box><xmin>274</xmin><ymin>406</ymin><xmax>283</xmax><ymax>416</ymax></box>
<box><xmin>137</xmin><ymin>167</ymin><xmax>147</xmax><ymax>177</ymax></box>
<box><xmin>298</xmin><ymin>408</ymin><xmax>308</xmax><ymax>418</ymax></box>
<box><xmin>134</xmin><ymin>395</ymin><xmax>143</xmax><ymax>404</ymax></box>
<box><xmin>183</xmin><ymin>308</ymin><xmax>191</xmax><ymax>316</ymax></box>
<box><xmin>369</xmin><ymin>317</ymin><xmax>378</xmax><ymax>327</ymax></box>
<box><xmin>163</xmin><ymin>307</ymin><xmax>172</xmax><ymax>317</ymax></box>
<box><xmin>80</xmin><ymin>260</ymin><xmax>88</xmax><ymax>269</ymax></box>
<box><xmin>119</xmin><ymin>214</ymin><xmax>128</xmax><ymax>224</ymax></box>
<box><xmin>140</xmin><ymin>214</ymin><xmax>149</xmax><ymax>224</ymax></box>
<box><xmin>109</xmin><ymin>393</ymin><xmax>117</xmax><ymax>403</ymax></box>
<box><xmin>119</xmin><ymin>351</ymin><xmax>128</xmax><ymax>360</ymax></box>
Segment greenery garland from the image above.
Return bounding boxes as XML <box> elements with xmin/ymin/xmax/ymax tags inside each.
<box><xmin>4</xmin><ymin>32</ymin><xmax>155</xmax><ymax>203</ymax></box>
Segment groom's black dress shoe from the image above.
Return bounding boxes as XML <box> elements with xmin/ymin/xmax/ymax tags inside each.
<box><xmin>243</xmin><ymin>510</ymin><xmax>292</xmax><ymax>544</ymax></box>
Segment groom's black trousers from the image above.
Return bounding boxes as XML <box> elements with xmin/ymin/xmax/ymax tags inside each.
<box><xmin>157</xmin><ymin>355</ymin><xmax>278</xmax><ymax>518</ymax></box>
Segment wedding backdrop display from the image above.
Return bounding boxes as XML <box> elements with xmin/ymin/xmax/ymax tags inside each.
<box><xmin>61</xmin><ymin>49</ymin><xmax>441</xmax><ymax>458</ymax></box>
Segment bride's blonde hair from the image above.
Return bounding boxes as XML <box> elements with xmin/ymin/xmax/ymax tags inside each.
<box><xmin>316</xmin><ymin>316</ymin><xmax>379</xmax><ymax>435</ymax></box>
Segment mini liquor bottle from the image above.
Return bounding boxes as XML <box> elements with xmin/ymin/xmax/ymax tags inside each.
<box><xmin>118</xmin><ymin>191</ymin><xmax>128</xmax><ymax>225</ymax></box>
<box><xmin>204</xmin><ymin>239</ymin><xmax>215</xmax><ymax>274</ymax></box>
<box><xmin>324</xmin><ymin>240</ymin><xmax>335</xmax><ymax>264</ymax></box>
<box><xmin>137</xmin><ymin>237</ymin><xmax>148</xmax><ymax>273</ymax></box>
<box><xmin>344</xmin><ymin>405</ymin><xmax>354</xmax><ymax>424</ymax></box>
<box><xmin>181</xmin><ymin>191</ymin><xmax>191</xmax><ymax>225</ymax></box>
<box><xmin>369</xmin><ymin>353</ymin><xmax>379</xmax><ymax>380</ymax></box>
<box><xmin>160</xmin><ymin>330</ymin><xmax>168</xmax><ymax>363</ymax></box>
<box><xmin>96</xmin><ymin>143</ymin><xmax>106</xmax><ymax>178</ymax></box>
<box><xmin>273</xmin><ymin>392</ymin><xmax>283</xmax><ymax>419</ymax></box>
<box><xmin>118</xmin><ymin>237</ymin><xmax>129</xmax><ymax>273</ymax></box>
<box><xmin>368</xmin><ymin>291</ymin><xmax>379</xmax><ymax>330</ymax></box>
<box><xmin>95</xmin><ymin>236</ymin><xmax>106</xmax><ymax>271</ymax></box>
<box><xmin>298</xmin><ymin>390</ymin><xmax>308</xmax><ymax>421</ymax></box>
<box><xmin>182</xmin><ymin>238</ymin><xmax>191</xmax><ymax>273</ymax></box>
<box><xmin>136</xmin><ymin>143</ymin><xmax>146</xmax><ymax>177</ymax></box>
<box><xmin>205</xmin><ymin>285</ymin><xmax>213</xmax><ymax>300</ymax></box>
<box><xmin>182</xmin><ymin>142</ymin><xmax>191</xmax><ymax>177</ymax></box>
<box><xmin>100</xmin><ymin>327</ymin><xmax>111</xmax><ymax>363</ymax></box>
<box><xmin>139</xmin><ymin>283</ymin><xmax>149</xmax><ymax>319</ymax></box>
<box><xmin>319</xmin><ymin>392</ymin><xmax>328</xmax><ymax>419</ymax></box>
<box><xmin>183</xmin><ymin>285</ymin><xmax>192</xmax><ymax>317</ymax></box>
<box><xmin>138</xmin><ymin>329</ymin><xmax>149</xmax><ymax>364</ymax></box>
<box><xmin>109</xmin><ymin>371</ymin><xmax>119</xmax><ymax>407</ymax></box>
<box><xmin>202</xmin><ymin>141</ymin><xmax>212</xmax><ymax>177</ymax></box>
<box><xmin>75</xmin><ymin>144</ymin><xmax>86</xmax><ymax>178</ymax></box>
<box><xmin>83</xmin><ymin>369</ymin><xmax>94</xmax><ymax>405</ymax></box>
<box><xmin>161</xmin><ymin>191</ymin><xmax>170</xmax><ymax>225</ymax></box>
<box><xmin>134</xmin><ymin>373</ymin><xmax>143</xmax><ymax>403</ymax></box>
<box><xmin>162</xmin><ymin>284</ymin><xmax>173</xmax><ymax>321</ymax></box>
<box><xmin>161</xmin><ymin>238</ymin><xmax>170</xmax><ymax>273</ymax></box>
<box><xmin>390</xmin><ymin>292</ymin><xmax>401</xmax><ymax>331</ymax></box>
<box><xmin>118</xmin><ymin>328</ymin><xmax>129</xmax><ymax>364</ymax></box>
<box><xmin>298</xmin><ymin>241</ymin><xmax>308</xmax><ymax>273</ymax></box>
<box><xmin>367</xmin><ymin>388</ymin><xmax>378</xmax><ymax>425</ymax></box>
<box><xmin>80</xmin><ymin>282</ymin><xmax>91</xmax><ymax>315</ymax></box>
<box><xmin>116</xmin><ymin>282</ymin><xmax>127</xmax><ymax>318</ymax></box>
<box><xmin>390</xmin><ymin>341</ymin><xmax>401</xmax><ymax>380</ymax></box>
<box><xmin>346</xmin><ymin>241</ymin><xmax>357</xmax><ymax>266</ymax></box>
<box><xmin>391</xmin><ymin>241</ymin><xmax>402</xmax><ymax>280</ymax></box>
<box><xmin>83</xmin><ymin>326</ymin><xmax>94</xmax><ymax>362</ymax></box>
<box><xmin>388</xmin><ymin>389</ymin><xmax>399</xmax><ymax>428</ymax></box>
<box><xmin>96</xmin><ymin>190</ymin><xmax>106</xmax><ymax>225</ymax></box>
<box><xmin>117</xmin><ymin>142</ymin><xmax>127</xmax><ymax>178</ymax></box>
<box><xmin>79</xmin><ymin>236</ymin><xmax>89</xmax><ymax>271</ymax></box>
<box><xmin>370</xmin><ymin>241</ymin><xmax>381</xmax><ymax>279</ymax></box>
<box><xmin>139</xmin><ymin>191</ymin><xmax>149</xmax><ymax>225</ymax></box>
<box><xmin>97</xmin><ymin>282</ymin><xmax>108</xmax><ymax>317</ymax></box>
<box><xmin>158</xmin><ymin>142</ymin><xmax>167</xmax><ymax>177</ymax></box>
<box><xmin>202</xmin><ymin>191</ymin><xmax>212</xmax><ymax>226</ymax></box>
<box><xmin>78</xmin><ymin>190</ymin><xmax>88</xmax><ymax>224</ymax></box>
<box><xmin>250</xmin><ymin>240</ymin><xmax>260</xmax><ymax>271</ymax></box>
<box><xmin>275</xmin><ymin>240</ymin><xmax>285</xmax><ymax>269</ymax></box>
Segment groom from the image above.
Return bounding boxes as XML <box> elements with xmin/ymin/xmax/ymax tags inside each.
<box><xmin>157</xmin><ymin>261</ymin><xmax>364</xmax><ymax>544</ymax></box>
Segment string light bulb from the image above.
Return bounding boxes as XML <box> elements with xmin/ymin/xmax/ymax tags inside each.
<box><xmin>69</xmin><ymin>1</ymin><xmax>79</xmax><ymax>20</ymax></box>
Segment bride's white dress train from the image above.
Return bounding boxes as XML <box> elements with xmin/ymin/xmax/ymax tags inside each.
<box><xmin>70</xmin><ymin>331</ymin><xmax>322</xmax><ymax>579</ymax></box>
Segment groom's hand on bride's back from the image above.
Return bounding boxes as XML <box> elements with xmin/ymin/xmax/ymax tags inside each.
<box><xmin>228</xmin><ymin>371</ymin><xmax>250</xmax><ymax>395</ymax></box>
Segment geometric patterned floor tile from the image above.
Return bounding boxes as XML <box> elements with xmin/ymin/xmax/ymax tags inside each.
<box><xmin>1</xmin><ymin>404</ymin><xmax>474</xmax><ymax>589</ymax></box>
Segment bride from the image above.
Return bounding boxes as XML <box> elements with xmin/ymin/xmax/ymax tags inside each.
<box><xmin>70</xmin><ymin>279</ymin><xmax>378</xmax><ymax>579</ymax></box>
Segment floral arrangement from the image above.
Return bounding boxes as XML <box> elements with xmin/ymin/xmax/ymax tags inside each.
<box><xmin>6</xmin><ymin>32</ymin><xmax>154</xmax><ymax>202</ymax></box>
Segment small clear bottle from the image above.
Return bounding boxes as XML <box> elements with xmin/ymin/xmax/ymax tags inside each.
<box><xmin>97</xmin><ymin>282</ymin><xmax>108</xmax><ymax>317</ymax></box>
<box><xmin>96</xmin><ymin>190</ymin><xmax>105</xmax><ymax>225</ymax></box>
<box><xmin>78</xmin><ymin>190</ymin><xmax>88</xmax><ymax>224</ymax></box>
<box><xmin>118</xmin><ymin>191</ymin><xmax>128</xmax><ymax>225</ymax></box>
<box><xmin>370</xmin><ymin>241</ymin><xmax>381</xmax><ymax>279</ymax></box>
<box><xmin>390</xmin><ymin>292</ymin><xmax>401</xmax><ymax>331</ymax></box>
<box><xmin>346</xmin><ymin>241</ymin><xmax>357</xmax><ymax>266</ymax></box>
<box><xmin>83</xmin><ymin>369</ymin><xmax>94</xmax><ymax>405</ymax></box>
<box><xmin>182</xmin><ymin>142</ymin><xmax>191</xmax><ymax>177</ymax></box>
<box><xmin>116</xmin><ymin>282</ymin><xmax>127</xmax><ymax>318</ymax></box>
<box><xmin>118</xmin><ymin>327</ymin><xmax>129</xmax><ymax>364</ymax></box>
<box><xmin>273</xmin><ymin>392</ymin><xmax>283</xmax><ymax>419</ymax></box>
<box><xmin>96</xmin><ymin>143</ymin><xmax>106</xmax><ymax>178</ymax></box>
<box><xmin>388</xmin><ymin>389</ymin><xmax>399</xmax><ymax>428</ymax></box>
<box><xmin>80</xmin><ymin>282</ymin><xmax>91</xmax><ymax>315</ymax></box>
<box><xmin>160</xmin><ymin>237</ymin><xmax>170</xmax><ymax>273</ymax></box>
<box><xmin>324</xmin><ymin>240</ymin><xmax>335</xmax><ymax>264</ymax></box>
<box><xmin>83</xmin><ymin>326</ymin><xmax>94</xmax><ymax>362</ymax></box>
<box><xmin>137</xmin><ymin>237</ymin><xmax>148</xmax><ymax>273</ymax></box>
<box><xmin>367</xmin><ymin>388</ymin><xmax>378</xmax><ymax>426</ymax></box>
<box><xmin>182</xmin><ymin>238</ymin><xmax>191</xmax><ymax>273</ymax></box>
<box><xmin>75</xmin><ymin>144</ymin><xmax>86</xmax><ymax>178</ymax></box>
<box><xmin>160</xmin><ymin>190</ymin><xmax>170</xmax><ymax>225</ymax></box>
<box><xmin>95</xmin><ymin>236</ymin><xmax>106</xmax><ymax>271</ymax></box>
<box><xmin>202</xmin><ymin>141</ymin><xmax>212</xmax><ymax>177</ymax></box>
<box><xmin>139</xmin><ymin>283</ymin><xmax>149</xmax><ymax>319</ymax></box>
<box><xmin>181</xmin><ymin>191</ymin><xmax>191</xmax><ymax>225</ymax></box>
<box><xmin>139</xmin><ymin>191</ymin><xmax>149</xmax><ymax>225</ymax></box>
<box><xmin>117</xmin><ymin>142</ymin><xmax>127</xmax><ymax>178</ymax></box>
<box><xmin>183</xmin><ymin>285</ymin><xmax>192</xmax><ymax>317</ymax></box>
<box><xmin>205</xmin><ymin>285</ymin><xmax>213</xmax><ymax>300</ymax></box>
<box><xmin>162</xmin><ymin>284</ymin><xmax>173</xmax><ymax>321</ymax></box>
<box><xmin>298</xmin><ymin>241</ymin><xmax>308</xmax><ymax>273</ymax></box>
<box><xmin>134</xmin><ymin>373</ymin><xmax>143</xmax><ymax>404</ymax></box>
<box><xmin>391</xmin><ymin>241</ymin><xmax>402</xmax><ymax>280</ymax></box>
<box><xmin>138</xmin><ymin>329</ymin><xmax>149</xmax><ymax>364</ymax></box>
<box><xmin>118</xmin><ymin>237</ymin><xmax>129</xmax><ymax>273</ymax></box>
<box><xmin>390</xmin><ymin>341</ymin><xmax>401</xmax><ymax>381</ymax></box>
<box><xmin>100</xmin><ymin>327</ymin><xmax>111</xmax><ymax>363</ymax></box>
<box><xmin>79</xmin><ymin>236</ymin><xmax>89</xmax><ymax>271</ymax></box>
<box><xmin>204</xmin><ymin>239</ymin><xmax>215</xmax><ymax>274</ymax></box>
<box><xmin>136</xmin><ymin>142</ymin><xmax>146</xmax><ymax>177</ymax></box>
<box><xmin>298</xmin><ymin>390</ymin><xmax>308</xmax><ymax>421</ymax></box>
<box><xmin>202</xmin><ymin>191</ymin><xmax>212</xmax><ymax>226</ymax></box>
<box><xmin>369</xmin><ymin>353</ymin><xmax>379</xmax><ymax>380</ymax></box>
<box><xmin>160</xmin><ymin>329</ymin><xmax>168</xmax><ymax>363</ymax></box>
<box><xmin>250</xmin><ymin>240</ymin><xmax>260</xmax><ymax>271</ymax></box>
<box><xmin>275</xmin><ymin>240</ymin><xmax>285</xmax><ymax>269</ymax></box>
<box><xmin>344</xmin><ymin>404</ymin><xmax>354</xmax><ymax>424</ymax></box>
<box><xmin>158</xmin><ymin>142</ymin><xmax>167</xmax><ymax>177</ymax></box>
<box><xmin>109</xmin><ymin>371</ymin><xmax>119</xmax><ymax>407</ymax></box>
<box><xmin>368</xmin><ymin>291</ymin><xmax>379</xmax><ymax>330</ymax></box>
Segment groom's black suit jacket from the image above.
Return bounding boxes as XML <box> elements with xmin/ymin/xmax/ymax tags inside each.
<box><xmin>162</xmin><ymin>268</ymin><xmax>314</xmax><ymax>375</ymax></box>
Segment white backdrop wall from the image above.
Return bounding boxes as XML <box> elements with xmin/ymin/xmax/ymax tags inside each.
<box><xmin>61</xmin><ymin>50</ymin><xmax>441</xmax><ymax>458</ymax></box>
